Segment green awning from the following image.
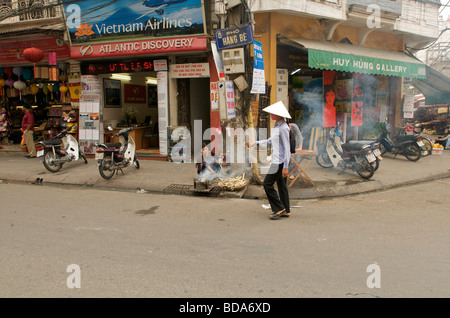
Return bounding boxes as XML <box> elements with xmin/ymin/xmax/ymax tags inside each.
<box><xmin>279</xmin><ymin>37</ymin><xmax>427</xmax><ymax>79</ymax></box>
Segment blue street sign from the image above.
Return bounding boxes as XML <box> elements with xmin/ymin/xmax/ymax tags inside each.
<box><xmin>214</xmin><ymin>23</ymin><xmax>254</xmax><ymax>50</ymax></box>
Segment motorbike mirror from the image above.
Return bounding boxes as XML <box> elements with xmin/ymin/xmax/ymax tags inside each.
<box><xmin>107</xmin><ymin>125</ymin><xmax>113</xmax><ymax>131</ymax></box>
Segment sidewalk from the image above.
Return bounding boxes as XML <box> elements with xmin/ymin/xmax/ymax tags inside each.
<box><xmin>1</xmin><ymin>143</ymin><xmax>449</xmax><ymax>200</ymax></box>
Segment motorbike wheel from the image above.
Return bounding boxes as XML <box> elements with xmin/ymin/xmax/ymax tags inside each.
<box><xmin>371</xmin><ymin>157</ymin><xmax>380</xmax><ymax>172</ymax></box>
<box><xmin>355</xmin><ymin>155</ymin><xmax>374</xmax><ymax>179</ymax></box>
<box><xmin>404</xmin><ymin>143</ymin><xmax>422</xmax><ymax>162</ymax></box>
<box><xmin>133</xmin><ymin>155</ymin><xmax>140</xmax><ymax>169</ymax></box>
<box><xmin>379</xmin><ymin>143</ymin><xmax>387</xmax><ymax>155</ymax></box>
<box><xmin>79</xmin><ymin>150</ymin><xmax>88</xmax><ymax>164</ymax></box>
<box><xmin>99</xmin><ymin>157</ymin><xmax>115</xmax><ymax>180</ymax></box>
<box><xmin>316</xmin><ymin>151</ymin><xmax>333</xmax><ymax>168</ymax></box>
<box><xmin>43</xmin><ymin>149</ymin><xmax>63</xmax><ymax>173</ymax></box>
<box><xmin>421</xmin><ymin>137</ymin><xmax>432</xmax><ymax>156</ymax></box>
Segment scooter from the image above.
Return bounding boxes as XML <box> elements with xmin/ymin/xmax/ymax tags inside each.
<box><xmin>378</xmin><ymin>122</ymin><xmax>423</xmax><ymax>161</ymax></box>
<box><xmin>36</xmin><ymin>129</ymin><xmax>88</xmax><ymax>173</ymax></box>
<box><xmin>348</xmin><ymin>139</ymin><xmax>383</xmax><ymax>171</ymax></box>
<box><xmin>316</xmin><ymin>124</ymin><xmax>376</xmax><ymax>179</ymax></box>
<box><xmin>95</xmin><ymin>126</ymin><xmax>140</xmax><ymax>180</ymax></box>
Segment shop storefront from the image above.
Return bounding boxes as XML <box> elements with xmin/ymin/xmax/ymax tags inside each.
<box><xmin>0</xmin><ymin>36</ymin><xmax>72</xmax><ymax>145</ymax></box>
<box><xmin>276</xmin><ymin>37</ymin><xmax>427</xmax><ymax>146</ymax></box>
<box><xmin>63</xmin><ymin>0</ymin><xmax>210</xmax><ymax>157</ymax></box>
<box><xmin>254</xmin><ymin>12</ymin><xmax>427</xmax><ymax>148</ymax></box>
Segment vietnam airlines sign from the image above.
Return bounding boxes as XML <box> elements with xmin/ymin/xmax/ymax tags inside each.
<box><xmin>63</xmin><ymin>0</ymin><xmax>205</xmax><ymax>45</ymax></box>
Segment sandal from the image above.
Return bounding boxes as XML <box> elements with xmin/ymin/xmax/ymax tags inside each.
<box><xmin>269</xmin><ymin>210</ymin><xmax>287</xmax><ymax>220</ymax></box>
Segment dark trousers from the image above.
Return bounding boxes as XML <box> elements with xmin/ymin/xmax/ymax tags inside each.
<box><xmin>263</xmin><ymin>163</ymin><xmax>290</xmax><ymax>213</ymax></box>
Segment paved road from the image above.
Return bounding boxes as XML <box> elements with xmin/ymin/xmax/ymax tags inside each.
<box><xmin>0</xmin><ymin>179</ymin><xmax>449</xmax><ymax>298</ymax></box>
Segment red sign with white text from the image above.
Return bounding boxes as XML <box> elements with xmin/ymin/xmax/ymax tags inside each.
<box><xmin>0</xmin><ymin>36</ymin><xmax>70</xmax><ymax>65</ymax></box>
<box><xmin>70</xmin><ymin>35</ymin><xmax>207</xmax><ymax>59</ymax></box>
<box><xmin>124</xmin><ymin>84</ymin><xmax>146</xmax><ymax>104</ymax></box>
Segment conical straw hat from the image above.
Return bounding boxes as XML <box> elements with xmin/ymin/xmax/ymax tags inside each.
<box><xmin>262</xmin><ymin>101</ymin><xmax>292</xmax><ymax>119</ymax></box>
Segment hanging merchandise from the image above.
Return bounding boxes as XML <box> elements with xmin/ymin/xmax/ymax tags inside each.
<box><xmin>48</xmin><ymin>83</ymin><xmax>54</xmax><ymax>100</ymax></box>
<box><xmin>53</xmin><ymin>82</ymin><xmax>60</xmax><ymax>101</ymax></box>
<box><xmin>22</xmin><ymin>68</ymin><xmax>33</xmax><ymax>81</ymax></box>
<box><xmin>13</xmin><ymin>80</ymin><xmax>26</xmax><ymax>100</ymax></box>
<box><xmin>5</xmin><ymin>78</ymin><xmax>14</xmax><ymax>88</ymax></box>
<box><xmin>12</xmin><ymin>67</ymin><xmax>22</xmax><ymax>77</ymax></box>
<box><xmin>23</xmin><ymin>47</ymin><xmax>44</xmax><ymax>77</ymax></box>
<box><xmin>0</xmin><ymin>79</ymin><xmax>5</xmax><ymax>98</ymax></box>
<box><xmin>42</xmin><ymin>83</ymin><xmax>49</xmax><ymax>103</ymax></box>
<box><xmin>3</xmin><ymin>67</ymin><xmax>12</xmax><ymax>76</ymax></box>
<box><xmin>59</xmin><ymin>84</ymin><xmax>68</xmax><ymax>103</ymax></box>
<box><xmin>31</xmin><ymin>84</ymin><xmax>39</xmax><ymax>103</ymax></box>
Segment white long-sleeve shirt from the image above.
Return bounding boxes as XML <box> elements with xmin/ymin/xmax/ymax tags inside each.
<box><xmin>256</xmin><ymin>119</ymin><xmax>291</xmax><ymax>169</ymax></box>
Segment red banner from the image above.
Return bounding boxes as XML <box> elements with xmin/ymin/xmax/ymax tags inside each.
<box><xmin>70</xmin><ymin>35</ymin><xmax>207</xmax><ymax>59</ymax></box>
<box><xmin>124</xmin><ymin>84</ymin><xmax>146</xmax><ymax>104</ymax></box>
<box><xmin>0</xmin><ymin>37</ymin><xmax>70</xmax><ymax>65</ymax></box>
<box><xmin>351</xmin><ymin>76</ymin><xmax>364</xmax><ymax>127</ymax></box>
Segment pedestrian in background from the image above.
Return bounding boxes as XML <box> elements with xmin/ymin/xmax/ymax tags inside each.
<box><xmin>250</xmin><ymin>101</ymin><xmax>291</xmax><ymax>220</ymax></box>
<box><xmin>21</xmin><ymin>104</ymin><xmax>36</xmax><ymax>158</ymax></box>
<box><xmin>288</xmin><ymin>120</ymin><xmax>304</xmax><ymax>180</ymax></box>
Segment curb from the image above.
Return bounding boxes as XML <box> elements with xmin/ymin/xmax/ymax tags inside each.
<box><xmin>3</xmin><ymin>171</ymin><xmax>449</xmax><ymax>201</ymax></box>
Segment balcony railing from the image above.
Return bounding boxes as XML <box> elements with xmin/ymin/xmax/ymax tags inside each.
<box><xmin>0</xmin><ymin>0</ymin><xmax>62</xmax><ymax>24</ymax></box>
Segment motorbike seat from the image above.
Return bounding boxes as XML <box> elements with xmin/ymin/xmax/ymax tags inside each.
<box><xmin>41</xmin><ymin>139</ymin><xmax>62</xmax><ymax>146</ymax></box>
<box><xmin>341</xmin><ymin>142</ymin><xmax>369</xmax><ymax>152</ymax></box>
<box><xmin>396</xmin><ymin>135</ymin><xmax>417</xmax><ymax>142</ymax></box>
<box><xmin>102</xmin><ymin>143</ymin><xmax>122</xmax><ymax>149</ymax></box>
<box><xmin>348</xmin><ymin>140</ymin><xmax>374</xmax><ymax>146</ymax></box>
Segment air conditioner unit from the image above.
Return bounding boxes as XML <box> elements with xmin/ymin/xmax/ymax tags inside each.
<box><xmin>222</xmin><ymin>48</ymin><xmax>245</xmax><ymax>74</ymax></box>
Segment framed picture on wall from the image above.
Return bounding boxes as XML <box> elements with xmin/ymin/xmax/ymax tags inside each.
<box><xmin>148</xmin><ymin>85</ymin><xmax>157</xmax><ymax>108</ymax></box>
<box><xmin>104</xmin><ymin>78</ymin><xmax>121</xmax><ymax>108</ymax></box>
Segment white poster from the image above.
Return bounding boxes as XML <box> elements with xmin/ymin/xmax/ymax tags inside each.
<box><xmin>79</xmin><ymin>75</ymin><xmax>102</xmax><ymax>153</ymax></box>
<box><xmin>226</xmin><ymin>81</ymin><xmax>236</xmax><ymax>119</ymax></box>
<box><xmin>210</xmin><ymin>82</ymin><xmax>219</xmax><ymax>111</ymax></box>
<box><xmin>276</xmin><ymin>69</ymin><xmax>289</xmax><ymax>109</ymax></box>
<box><xmin>169</xmin><ymin>63</ymin><xmax>210</xmax><ymax>78</ymax></box>
<box><xmin>157</xmin><ymin>71</ymin><xmax>169</xmax><ymax>155</ymax></box>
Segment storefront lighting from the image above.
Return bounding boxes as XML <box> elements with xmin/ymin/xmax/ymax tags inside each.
<box><xmin>111</xmin><ymin>74</ymin><xmax>131</xmax><ymax>81</ymax></box>
<box><xmin>146</xmin><ymin>77</ymin><xmax>157</xmax><ymax>85</ymax></box>
<box><xmin>290</xmin><ymin>68</ymin><xmax>301</xmax><ymax>75</ymax></box>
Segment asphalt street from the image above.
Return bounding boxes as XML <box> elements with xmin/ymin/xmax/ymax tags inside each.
<box><xmin>0</xmin><ymin>178</ymin><xmax>449</xmax><ymax>298</ymax></box>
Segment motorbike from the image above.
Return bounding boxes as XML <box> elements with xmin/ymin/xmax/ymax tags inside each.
<box><xmin>377</xmin><ymin>122</ymin><xmax>423</xmax><ymax>161</ymax></box>
<box><xmin>316</xmin><ymin>124</ymin><xmax>376</xmax><ymax>179</ymax></box>
<box><xmin>348</xmin><ymin>139</ymin><xmax>383</xmax><ymax>171</ymax></box>
<box><xmin>36</xmin><ymin>129</ymin><xmax>88</xmax><ymax>173</ymax></box>
<box><xmin>95</xmin><ymin>126</ymin><xmax>140</xmax><ymax>180</ymax></box>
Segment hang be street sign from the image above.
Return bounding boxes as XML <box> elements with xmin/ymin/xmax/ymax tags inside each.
<box><xmin>214</xmin><ymin>23</ymin><xmax>254</xmax><ymax>51</ymax></box>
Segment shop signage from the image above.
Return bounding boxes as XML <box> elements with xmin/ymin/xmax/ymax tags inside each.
<box><xmin>214</xmin><ymin>23</ymin><xmax>254</xmax><ymax>50</ymax></box>
<box><xmin>63</xmin><ymin>0</ymin><xmax>205</xmax><ymax>45</ymax></box>
<box><xmin>225</xmin><ymin>81</ymin><xmax>236</xmax><ymax>119</ymax></box>
<box><xmin>124</xmin><ymin>84</ymin><xmax>146</xmax><ymax>104</ymax></box>
<box><xmin>70</xmin><ymin>35</ymin><xmax>207</xmax><ymax>59</ymax></box>
<box><xmin>83</xmin><ymin>60</ymin><xmax>156</xmax><ymax>74</ymax></box>
<box><xmin>308</xmin><ymin>49</ymin><xmax>427</xmax><ymax>79</ymax></box>
<box><xmin>169</xmin><ymin>63</ymin><xmax>210</xmax><ymax>78</ymax></box>
<box><xmin>0</xmin><ymin>37</ymin><xmax>70</xmax><ymax>65</ymax></box>
<box><xmin>251</xmin><ymin>40</ymin><xmax>265</xmax><ymax>94</ymax></box>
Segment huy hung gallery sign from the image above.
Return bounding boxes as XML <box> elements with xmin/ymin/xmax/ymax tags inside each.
<box><xmin>308</xmin><ymin>49</ymin><xmax>426</xmax><ymax>79</ymax></box>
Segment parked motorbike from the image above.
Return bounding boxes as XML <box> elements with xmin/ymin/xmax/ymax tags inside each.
<box><xmin>95</xmin><ymin>126</ymin><xmax>140</xmax><ymax>180</ymax></box>
<box><xmin>316</xmin><ymin>124</ymin><xmax>376</xmax><ymax>179</ymax></box>
<box><xmin>377</xmin><ymin>122</ymin><xmax>423</xmax><ymax>161</ymax></box>
<box><xmin>36</xmin><ymin>129</ymin><xmax>88</xmax><ymax>173</ymax></box>
<box><xmin>348</xmin><ymin>139</ymin><xmax>383</xmax><ymax>171</ymax></box>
